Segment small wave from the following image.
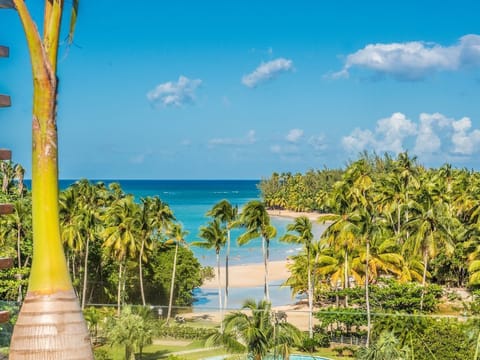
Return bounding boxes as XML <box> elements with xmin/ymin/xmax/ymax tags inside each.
<box><xmin>213</xmin><ymin>191</ymin><xmax>229</xmax><ymax>194</ymax></box>
<box><xmin>162</xmin><ymin>191</ymin><xmax>176</xmax><ymax>195</ymax></box>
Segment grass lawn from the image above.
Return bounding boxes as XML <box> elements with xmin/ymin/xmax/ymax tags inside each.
<box><xmin>97</xmin><ymin>340</ymin><xmax>354</xmax><ymax>360</ymax></box>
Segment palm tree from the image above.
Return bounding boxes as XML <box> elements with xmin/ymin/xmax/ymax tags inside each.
<box><xmin>192</xmin><ymin>219</ymin><xmax>226</xmax><ymax>331</ymax></box>
<box><xmin>165</xmin><ymin>223</ymin><xmax>188</xmax><ymax>323</ymax></box>
<box><xmin>280</xmin><ymin>216</ymin><xmax>315</xmax><ymax>338</ymax></box>
<box><xmin>403</xmin><ymin>187</ymin><xmax>453</xmax><ymax>310</ymax></box>
<box><xmin>76</xmin><ymin>180</ymin><xmax>106</xmax><ymax>310</ymax></box>
<box><xmin>356</xmin><ymin>331</ymin><xmax>410</xmax><ymax>360</ymax></box>
<box><xmin>206</xmin><ymin>199</ymin><xmax>238</xmax><ymax>310</ymax></box>
<box><xmin>238</xmin><ymin>201</ymin><xmax>277</xmax><ymax>301</ymax></box>
<box><xmin>8</xmin><ymin>1</ymin><xmax>93</xmax><ymax>358</ymax></box>
<box><xmin>207</xmin><ymin>299</ymin><xmax>302</xmax><ymax>360</ymax></box>
<box><xmin>106</xmin><ymin>306</ymin><xmax>154</xmax><ymax>360</ymax></box>
<box><xmin>103</xmin><ymin>195</ymin><xmax>141</xmax><ymax>316</ymax></box>
<box><xmin>138</xmin><ymin>196</ymin><xmax>174</xmax><ymax>305</ymax></box>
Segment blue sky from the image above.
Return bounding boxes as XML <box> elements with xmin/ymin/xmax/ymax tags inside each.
<box><xmin>1</xmin><ymin>0</ymin><xmax>480</xmax><ymax>179</ymax></box>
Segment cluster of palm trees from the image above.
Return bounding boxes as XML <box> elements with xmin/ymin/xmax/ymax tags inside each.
<box><xmin>193</xmin><ymin>199</ymin><xmax>278</xmax><ymax>329</ymax></box>
<box><xmin>259</xmin><ymin>168</ymin><xmax>343</xmax><ymax>212</ymax></box>
<box><xmin>268</xmin><ymin>152</ymin><xmax>480</xmax><ymax>347</ymax></box>
<box><xmin>0</xmin><ymin>178</ymin><xmax>204</xmax><ymax>320</ymax></box>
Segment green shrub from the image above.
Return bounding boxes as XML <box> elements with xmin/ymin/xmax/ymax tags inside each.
<box><xmin>93</xmin><ymin>348</ymin><xmax>111</xmax><ymax>360</ymax></box>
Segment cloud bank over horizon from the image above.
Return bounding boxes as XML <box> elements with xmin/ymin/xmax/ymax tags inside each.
<box><xmin>342</xmin><ymin>112</ymin><xmax>480</xmax><ymax>162</ymax></box>
<box><xmin>333</xmin><ymin>34</ymin><xmax>480</xmax><ymax>80</ymax></box>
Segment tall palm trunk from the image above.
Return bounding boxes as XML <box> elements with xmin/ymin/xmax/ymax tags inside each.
<box><xmin>117</xmin><ymin>262</ymin><xmax>123</xmax><ymax>316</ymax></box>
<box><xmin>365</xmin><ymin>237</ymin><xmax>371</xmax><ymax>348</ymax></box>
<box><xmin>139</xmin><ymin>236</ymin><xmax>146</xmax><ymax>306</ymax></box>
<box><xmin>224</xmin><ymin>229</ymin><xmax>230</xmax><ymax>310</ymax></box>
<box><xmin>9</xmin><ymin>3</ymin><xmax>92</xmax><ymax>357</ymax></box>
<box><xmin>216</xmin><ymin>251</ymin><xmax>223</xmax><ymax>333</ymax></box>
<box><xmin>420</xmin><ymin>248</ymin><xmax>428</xmax><ymax>311</ymax></box>
<box><xmin>307</xmin><ymin>246</ymin><xmax>313</xmax><ymax>339</ymax></box>
<box><xmin>81</xmin><ymin>235</ymin><xmax>90</xmax><ymax>310</ymax></box>
<box><xmin>344</xmin><ymin>248</ymin><xmax>349</xmax><ymax>307</ymax></box>
<box><xmin>263</xmin><ymin>237</ymin><xmax>270</xmax><ymax>301</ymax></box>
<box><xmin>167</xmin><ymin>243</ymin><xmax>179</xmax><ymax>322</ymax></box>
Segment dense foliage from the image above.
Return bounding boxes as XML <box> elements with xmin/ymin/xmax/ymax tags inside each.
<box><xmin>259</xmin><ymin>169</ymin><xmax>343</xmax><ymax>212</ymax></box>
<box><xmin>262</xmin><ymin>152</ymin><xmax>480</xmax><ymax>355</ymax></box>
<box><xmin>263</xmin><ymin>152</ymin><xmax>480</xmax><ymax>291</ymax></box>
<box><xmin>0</xmin><ymin>167</ymin><xmax>206</xmax><ymax>310</ymax></box>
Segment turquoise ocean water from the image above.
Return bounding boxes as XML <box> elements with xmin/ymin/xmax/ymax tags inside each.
<box><xmin>57</xmin><ymin>179</ymin><xmax>326</xmax><ymax>308</ymax></box>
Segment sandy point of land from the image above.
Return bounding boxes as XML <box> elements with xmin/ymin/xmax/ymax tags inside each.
<box><xmin>266</xmin><ymin>209</ymin><xmax>332</xmax><ymax>223</ymax></box>
<box><xmin>201</xmin><ymin>260</ymin><xmax>291</xmax><ymax>289</ymax></box>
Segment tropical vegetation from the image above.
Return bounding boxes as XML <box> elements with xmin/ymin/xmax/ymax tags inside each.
<box><xmin>0</xmin><ymin>176</ymin><xmax>207</xmax><ymax>316</ymax></box>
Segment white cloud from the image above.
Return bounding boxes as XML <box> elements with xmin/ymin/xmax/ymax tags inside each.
<box><xmin>342</xmin><ymin>128</ymin><xmax>376</xmax><ymax>153</ymax></box>
<box><xmin>414</xmin><ymin>113</ymin><xmax>450</xmax><ymax>154</ymax></box>
<box><xmin>375</xmin><ymin>113</ymin><xmax>417</xmax><ymax>153</ymax></box>
<box><xmin>333</xmin><ymin>34</ymin><xmax>480</xmax><ymax>80</ymax></box>
<box><xmin>286</xmin><ymin>128</ymin><xmax>304</xmax><ymax>143</ymax></box>
<box><xmin>242</xmin><ymin>58</ymin><xmax>294</xmax><ymax>87</ymax></box>
<box><xmin>209</xmin><ymin>130</ymin><xmax>256</xmax><ymax>147</ymax></box>
<box><xmin>147</xmin><ymin>75</ymin><xmax>202</xmax><ymax>107</ymax></box>
<box><xmin>343</xmin><ymin>113</ymin><xmax>416</xmax><ymax>154</ymax></box>
<box><xmin>342</xmin><ymin>112</ymin><xmax>480</xmax><ymax>161</ymax></box>
<box><xmin>451</xmin><ymin>117</ymin><xmax>480</xmax><ymax>155</ymax></box>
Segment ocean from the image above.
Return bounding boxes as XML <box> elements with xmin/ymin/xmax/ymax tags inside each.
<box><xmin>56</xmin><ymin>179</ymin><xmax>326</xmax><ymax>308</ymax></box>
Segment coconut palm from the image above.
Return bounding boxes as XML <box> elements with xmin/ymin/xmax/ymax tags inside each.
<box><xmin>192</xmin><ymin>219</ymin><xmax>226</xmax><ymax>330</ymax></box>
<box><xmin>206</xmin><ymin>299</ymin><xmax>302</xmax><ymax>360</ymax></box>
<box><xmin>356</xmin><ymin>331</ymin><xmax>410</xmax><ymax>360</ymax></box>
<box><xmin>8</xmin><ymin>0</ymin><xmax>93</xmax><ymax>357</ymax></box>
<box><xmin>238</xmin><ymin>201</ymin><xmax>277</xmax><ymax>301</ymax></box>
<box><xmin>280</xmin><ymin>216</ymin><xmax>315</xmax><ymax>338</ymax></box>
<box><xmin>103</xmin><ymin>195</ymin><xmax>141</xmax><ymax>316</ymax></box>
<box><xmin>76</xmin><ymin>180</ymin><xmax>107</xmax><ymax>309</ymax></box>
<box><xmin>165</xmin><ymin>223</ymin><xmax>188</xmax><ymax>322</ymax></box>
<box><xmin>138</xmin><ymin>196</ymin><xmax>174</xmax><ymax>305</ymax></box>
<box><xmin>206</xmin><ymin>199</ymin><xmax>238</xmax><ymax>309</ymax></box>
<box><xmin>403</xmin><ymin>187</ymin><xmax>454</xmax><ymax>310</ymax></box>
<box><xmin>105</xmin><ymin>306</ymin><xmax>154</xmax><ymax>360</ymax></box>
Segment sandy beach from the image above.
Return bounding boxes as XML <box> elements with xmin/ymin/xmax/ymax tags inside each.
<box><xmin>189</xmin><ymin>259</ymin><xmax>315</xmax><ymax>330</ymax></box>
<box><xmin>267</xmin><ymin>209</ymin><xmax>332</xmax><ymax>223</ymax></box>
<box><xmin>185</xmin><ymin>210</ymin><xmax>325</xmax><ymax>330</ymax></box>
<box><xmin>201</xmin><ymin>260</ymin><xmax>291</xmax><ymax>289</ymax></box>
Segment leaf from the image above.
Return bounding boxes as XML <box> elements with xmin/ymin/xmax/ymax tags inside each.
<box><xmin>67</xmin><ymin>0</ymin><xmax>79</xmax><ymax>44</ymax></box>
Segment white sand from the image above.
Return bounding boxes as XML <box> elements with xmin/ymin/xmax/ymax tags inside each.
<box><xmin>201</xmin><ymin>260</ymin><xmax>291</xmax><ymax>289</ymax></box>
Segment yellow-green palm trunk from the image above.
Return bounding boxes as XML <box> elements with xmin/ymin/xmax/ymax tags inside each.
<box><xmin>30</xmin><ymin>86</ymin><xmax>71</xmax><ymax>293</ymax></box>
<box><xmin>9</xmin><ymin>1</ymin><xmax>93</xmax><ymax>358</ymax></box>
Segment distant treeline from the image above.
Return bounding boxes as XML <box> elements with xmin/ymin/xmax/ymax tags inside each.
<box><xmin>258</xmin><ymin>168</ymin><xmax>344</xmax><ymax>213</ymax></box>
